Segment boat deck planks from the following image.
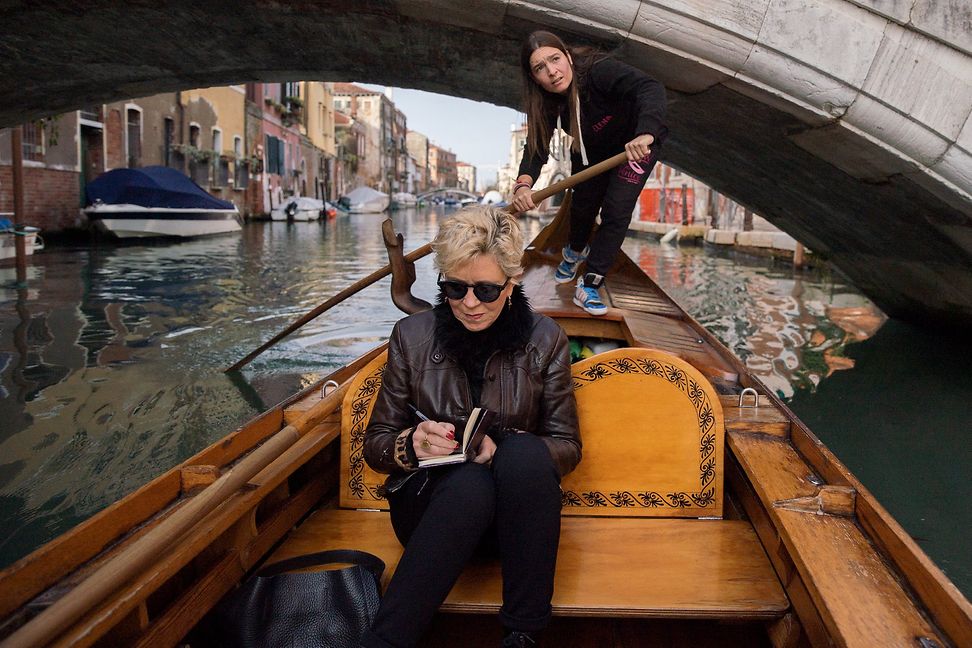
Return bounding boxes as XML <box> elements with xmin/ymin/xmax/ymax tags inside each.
<box><xmin>520</xmin><ymin>260</ymin><xmax>738</xmax><ymax>383</ymax></box>
<box><xmin>605</xmin><ymin>255</ymin><xmax>685</xmax><ymax>318</ymax></box>
<box><xmin>267</xmin><ymin>509</ymin><xmax>788</xmax><ymax>620</ymax></box>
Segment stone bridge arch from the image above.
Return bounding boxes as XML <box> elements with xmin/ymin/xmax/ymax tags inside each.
<box><xmin>417</xmin><ymin>188</ymin><xmax>480</xmax><ymax>200</ymax></box>
<box><xmin>1</xmin><ymin>0</ymin><xmax>970</xmax><ymax>328</ymax></box>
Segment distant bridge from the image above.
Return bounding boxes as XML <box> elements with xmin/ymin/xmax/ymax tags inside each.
<box><xmin>416</xmin><ymin>188</ymin><xmax>479</xmax><ymax>201</ymax></box>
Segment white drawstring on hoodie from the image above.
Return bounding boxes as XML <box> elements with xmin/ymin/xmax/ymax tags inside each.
<box><xmin>556</xmin><ymin>94</ymin><xmax>589</xmax><ymax>167</ymax></box>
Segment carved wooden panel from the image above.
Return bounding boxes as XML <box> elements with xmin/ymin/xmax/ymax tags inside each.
<box><xmin>562</xmin><ymin>348</ymin><xmax>724</xmax><ymax>517</ymax></box>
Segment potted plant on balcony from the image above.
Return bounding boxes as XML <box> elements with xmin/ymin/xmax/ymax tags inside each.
<box><xmin>281</xmin><ymin>95</ymin><xmax>303</xmax><ymax>127</ymax></box>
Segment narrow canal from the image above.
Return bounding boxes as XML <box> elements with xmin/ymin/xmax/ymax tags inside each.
<box><xmin>0</xmin><ymin>207</ymin><xmax>968</xmax><ymax>597</ymax></box>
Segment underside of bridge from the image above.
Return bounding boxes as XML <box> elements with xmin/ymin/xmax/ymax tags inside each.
<box><xmin>2</xmin><ymin>0</ymin><xmax>970</xmax><ymax>329</ymax></box>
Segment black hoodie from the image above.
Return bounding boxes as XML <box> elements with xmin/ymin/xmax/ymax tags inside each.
<box><xmin>518</xmin><ymin>56</ymin><xmax>668</xmax><ymax>181</ymax></box>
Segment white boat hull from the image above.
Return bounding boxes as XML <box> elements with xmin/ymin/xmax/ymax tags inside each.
<box><xmin>85</xmin><ymin>205</ymin><xmax>241</xmax><ymax>239</ymax></box>
<box><xmin>391</xmin><ymin>193</ymin><xmax>418</xmax><ymax>209</ymax></box>
<box><xmin>0</xmin><ymin>229</ymin><xmax>42</xmax><ymax>260</ymax></box>
<box><xmin>269</xmin><ymin>209</ymin><xmax>319</xmax><ymax>222</ymax></box>
<box><xmin>270</xmin><ymin>197</ymin><xmax>325</xmax><ymax>221</ymax></box>
<box><xmin>343</xmin><ymin>188</ymin><xmax>390</xmax><ymax>214</ymax></box>
<box><xmin>348</xmin><ymin>198</ymin><xmax>388</xmax><ymax>214</ymax></box>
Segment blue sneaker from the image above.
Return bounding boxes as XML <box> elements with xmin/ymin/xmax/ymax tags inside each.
<box><xmin>573</xmin><ymin>273</ymin><xmax>607</xmax><ymax>316</ymax></box>
<box><xmin>554</xmin><ymin>245</ymin><xmax>589</xmax><ymax>283</ymax></box>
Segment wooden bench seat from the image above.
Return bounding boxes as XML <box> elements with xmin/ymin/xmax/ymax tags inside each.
<box><xmin>271</xmin><ymin>509</ymin><xmax>788</xmax><ymax>620</ymax></box>
<box><xmin>272</xmin><ymin>346</ymin><xmax>788</xmax><ymax>623</ymax></box>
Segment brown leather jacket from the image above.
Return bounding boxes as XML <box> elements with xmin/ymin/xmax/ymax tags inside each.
<box><xmin>363</xmin><ymin>306</ymin><xmax>581</xmax><ymax>479</ymax></box>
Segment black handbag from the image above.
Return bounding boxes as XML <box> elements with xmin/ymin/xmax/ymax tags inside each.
<box><xmin>202</xmin><ymin>549</ymin><xmax>385</xmax><ymax>648</ymax></box>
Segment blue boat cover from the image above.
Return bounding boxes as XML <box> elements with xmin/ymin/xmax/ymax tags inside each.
<box><xmin>85</xmin><ymin>166</ymin><xmax>235</xmax><ymax>210</ymax></box>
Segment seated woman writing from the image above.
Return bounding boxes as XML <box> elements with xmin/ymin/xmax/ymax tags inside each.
<box><xmin>361</xmin><ymin>205</ymin><xmax>582</xmax><ymax>648</ymax></box>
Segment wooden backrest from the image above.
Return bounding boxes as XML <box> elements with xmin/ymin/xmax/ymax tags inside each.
<box><xmin>340</xmin><ymin>347</ymin><xmax>723</xmax><ymax>517</ymax></box>
<box><xmin>562</xmin><ymin>347</ymin><xmax>723</xmax><ymax>517</ymax></box>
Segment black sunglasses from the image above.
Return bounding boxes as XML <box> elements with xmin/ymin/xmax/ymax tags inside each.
<box><xmin>437</xmin><ymin>274</ymin><xmax>511</xmax><ymax>303</ymax></box>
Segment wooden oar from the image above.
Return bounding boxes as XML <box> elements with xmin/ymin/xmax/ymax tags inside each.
<box><xmin>1</xmin><ymin>380</ymin><xmax>352</xmax><ymax>648</ymax></box>
<box><xmin>225</xmin><ymin>151</ymin><xmax>629</xmax><ymax>372</ymax></box>
<box><xmin>225</xmin><ymin>245</ymin><xmax>432</xmax><ymax>372</ymax></box>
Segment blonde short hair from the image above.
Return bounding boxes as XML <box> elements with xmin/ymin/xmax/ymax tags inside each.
<box><xmin>431</xmin><ymin>205</ymin><xmax>524</xmax><ymax>278</ymax></box>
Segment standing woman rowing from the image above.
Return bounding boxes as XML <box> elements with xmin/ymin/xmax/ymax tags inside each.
<box><xmin>511</xmin><ymin>30</ymin><xmax>669</xmax><ymax>315</ymax></box>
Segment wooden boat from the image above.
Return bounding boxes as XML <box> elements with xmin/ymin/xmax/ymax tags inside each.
<box><xmin>1</xmin><ymin>198</ymin><xmax>970</xmax><ymax>648</ymax></box>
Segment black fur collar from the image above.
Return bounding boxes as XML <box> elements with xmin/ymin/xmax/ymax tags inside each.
<box><xmin>433</xmin><ymin>285</ymin><xmax>533</xmax><ymax>363</ymax></box>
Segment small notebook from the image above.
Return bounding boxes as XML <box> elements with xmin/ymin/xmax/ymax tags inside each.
<box><xmin>417</xmin><ymin>407</ymin><xmax>496</xmax><ymax>468</ymax></box>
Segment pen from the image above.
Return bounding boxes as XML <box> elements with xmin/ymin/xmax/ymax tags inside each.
<box><xmin>408</xmin><ymin>403</ymin><xmax>431</xmax><ymax>422</ymax></box>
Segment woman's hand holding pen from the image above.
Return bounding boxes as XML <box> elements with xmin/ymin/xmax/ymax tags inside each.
<box><xmin>413</xmin><ymin>420</ymin><xmax>458</xmax><ymax>458</ymax></box>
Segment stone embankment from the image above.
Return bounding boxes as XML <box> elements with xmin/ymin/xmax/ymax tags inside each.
<box><xmin>628</xmin><ymin>220</ymin><xmax>806</xmax><ymax>262</ymax></box>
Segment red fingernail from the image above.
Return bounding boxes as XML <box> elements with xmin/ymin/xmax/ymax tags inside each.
<box><xmin>446</xmin><ymin>432</ymin><xmax>454</xmax><ymax>440</ymax></box>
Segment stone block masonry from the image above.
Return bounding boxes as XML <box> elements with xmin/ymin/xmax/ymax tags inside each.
<box><xmin>0</xmin><ymin>1</ymin><xmax>969</xmax><ymax>327</ymax></box>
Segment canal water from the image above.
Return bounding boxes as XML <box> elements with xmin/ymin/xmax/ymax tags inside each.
<box><xmin>0</xmin><ymin>207</ymin><xmax>968</xmax><ymax>598</ymax></box>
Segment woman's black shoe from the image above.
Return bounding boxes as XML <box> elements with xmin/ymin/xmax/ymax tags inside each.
<box><xmin>501</xmin><ymin>630</ymin><xmax>537</xmax><ymax>647</ymax></box>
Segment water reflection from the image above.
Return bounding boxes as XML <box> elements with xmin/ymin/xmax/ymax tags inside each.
<box><xmin>622</xmin><ymin>239</ymin><xmax>886</xmax><ymax>398</ymax></box>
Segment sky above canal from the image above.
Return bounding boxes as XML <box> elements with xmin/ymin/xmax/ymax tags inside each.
<box><xmin>362</xmin><ymin>84</ymin><xmax>522</xmax><ymax>190</ymax></box>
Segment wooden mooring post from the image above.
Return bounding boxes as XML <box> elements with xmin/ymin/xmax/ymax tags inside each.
<box><xmin>793</xmin><ymin>242</ymin><xmax>806</xmax><ymax>269</ymax></box>
<box><xmin>11</xmin><ymin>126</ymin><xmax>27</xmax><ymax>282</ymax></box>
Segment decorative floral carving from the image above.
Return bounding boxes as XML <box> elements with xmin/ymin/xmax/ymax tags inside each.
<box><xmin>347</xmin><ymin>363</ymin><xmax>387</xmax><ymax>502</ymax></box>
<box><xmin>610</xmin><ymin>491</ymin><xmax>637</xmax><ymax>507</ymax></box>
<box><xmin>639</xmin><ymin>491</ymin><xmax>665</xmax><ymax>507</ymax></box>
<box><xmin>582</xmin><ymin>491</ymin><xmax>609</xmax><ymax>507</ymax></box>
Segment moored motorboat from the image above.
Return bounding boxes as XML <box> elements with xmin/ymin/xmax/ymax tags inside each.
<box><xmin>270</xmin><ymin>196</ymin><xmax>325</xmax><ymax>221</ymax></box>
<box><xmin>391</xmin><ymin>192</ymin><xmax>418</xmax><ymax>209</ymax></box>
<box><xmin>82</xmin><ymin>166</ymin><xmax>241</xmax><ymax>239</ymax></box>
<box><xmin>1</xmin><ymin>192</ymin><xmax>969</xmax><ymax>648</ymax></box>
<box><xmin>0</xmin><ymin>218</ymin><xmax>44</xmax><ymax>262</ymax></box>
<box><xmin>341</xmin><ymin>186</ymin><xmax>390</xmax><ymax>213</ymax></box>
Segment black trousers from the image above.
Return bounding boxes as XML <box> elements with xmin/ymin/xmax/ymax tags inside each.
<box><xmin>360</xmin><ymin>434</ymin><xmax>562</xmax><ymax>648</ymax></box>
<box><xmin>568</xmin><ymin>151</ymin><xmax>657</xmax><ymax>279</ymax></box>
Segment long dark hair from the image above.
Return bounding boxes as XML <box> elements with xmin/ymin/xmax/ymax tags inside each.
<box><xmin>519</xmin><ymin>31</ymin><xmax>607</xmax><ymax>160</ymax></box>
